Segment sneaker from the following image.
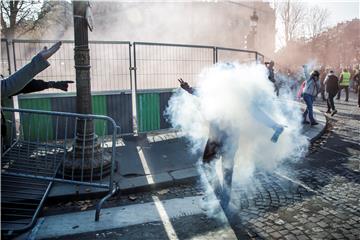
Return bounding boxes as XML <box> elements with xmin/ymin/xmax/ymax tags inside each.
<box><xmin>311</xmin><ymin>122</ymin><xmax>319</xmax><ymax>126</ymax></box>
<box><xmin>326</xmin><ymin>110</ymin><xmax>331</xmax><ymax>114</ymax></box>
<box><xmin>302</xmin><ymin>120</ymin><xmax>310</xmax><ymax>124</ymax></box>
<box><xmin>271</xmin><ymin>126</ymin><xmax>284</xmax><ymax>143</ymax></box>
<box><xmin>331</xmin><ymin>110</ymin><xmax>337</xmax><ymax>116</ymax></box>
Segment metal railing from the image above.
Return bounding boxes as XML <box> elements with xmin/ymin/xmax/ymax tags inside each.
<box><xmin>1</xmin><ymin>39</ymin><xmax>265</xmax><ymax>134</ymax></box>
<box><xmin>11</xmin><ymin>39</ymin><xmax>132</xmax><ymax>94</ymax></box>
<box><xmin>1</xmin><ymin>38</ymin><xmax>11</xmax><ymax>76</ymax></box>
<box><xmin>133</xmin><ymin>42</ymin><xmax>215</xmax><ymax>90</ymax></box>
<box><xmin>216</xmin><ymin>47</ymin><xmax>257</xmax><ymax>63</ymax></box>
<box><xmin>1</xmin><ymin>107</ymin><xmax>119</xmax><ymax>232</ymax></box>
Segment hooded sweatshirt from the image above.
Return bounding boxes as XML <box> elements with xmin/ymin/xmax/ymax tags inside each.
<box><xmin>303</xmin><ymin>75</ymin><xmax>320</xmax><ymax>97</ymax></box>
<box><xmin>324</xmin><ymin>72</ymin><xmax>339</xmax><ymax>95</ymax></box>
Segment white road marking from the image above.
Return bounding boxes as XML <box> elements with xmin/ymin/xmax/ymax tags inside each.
<box><xmin>274</xmin><ymin>171</ymin><xmax>318</xmax><ymax>194</ymax></box>
<box><xmin>35</xmin><ymin>196</ymin><xmax>203</xmax><ymax>239</ymax></box>
<box><xmin>136</xmin><ymin>146</ymin><xmax>155</xmax><ymax>184</ymax></box>
<box><xmin>137</xmin><ymin>146</ymin><xmax>179</xmax><ymax>239</ymax></box>
<box><xmin>153</xmin><ymin>196</ymin><xmax>179</xmax><ymax>240</ymax></box>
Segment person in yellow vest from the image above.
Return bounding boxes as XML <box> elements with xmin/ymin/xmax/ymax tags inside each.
<box><xmin>336</xmin><ymin>68</ymin><xmax>351</xmax><ymax>102</ymax></box>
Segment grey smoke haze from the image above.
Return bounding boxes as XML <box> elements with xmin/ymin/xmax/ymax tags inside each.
<box><xmin>50</xmin><ymin>2</ymin><xmax>275</xmax><ymax>56</ymax></box>
<box><xmin>165</xmin><ymin>62</ymin><xmax>309</xmax><ymax>215</ymax></box>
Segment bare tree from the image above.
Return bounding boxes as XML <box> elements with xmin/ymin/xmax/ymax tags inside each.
<box><xmin>1</xmin><ymin>0</ymin><xmax>71</xmax><ymax>40</ymax></box>
<box><xmin>305</xmin><ymin>5</ymin><xmax>330</xmax><ymax>39</ymax></box>
<box><xmin>275</xmin><ymin>0</ymin><xmax>306</xmax><ymax>45</ymax></box>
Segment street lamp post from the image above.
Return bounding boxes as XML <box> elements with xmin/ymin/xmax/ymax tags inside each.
<box><xmin>247</xmin><ymin>10</ymin><xmax>258</xmax><ymax>50</ymax></box>
<box><xmin>65</xmin><ymin>1</ymin><xmax>111</xmax><ymax>180</ymax></box>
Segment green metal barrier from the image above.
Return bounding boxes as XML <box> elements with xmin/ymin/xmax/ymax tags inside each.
<box><xmin>137</xmin><ymin>93</ymin><xmax>160</xmax><ymax>132</ymax></box>
<box><xmin>18</xmin><ymin>98</ymin><xmax>53</xmax><ymax>141</ymax></box>
<box><xmin>92</xmin><ymin>95</ymin><xmax>108</xmax><ymax>136</ymax></box>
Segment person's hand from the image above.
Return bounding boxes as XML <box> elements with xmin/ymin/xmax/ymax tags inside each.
<box><xmin>39</xmin><ymin>41</ymin><xmax>62</xmax><ymax>60</ymax></box>
<box><xmin>51</xmin><ymin>80</ymin><xmax>74</xmax><ymax>91</ymax></box>
<box><xmin>178</xmin><ymin>78</ymin><xmax>191</xmax><ymax>90</ymax></box>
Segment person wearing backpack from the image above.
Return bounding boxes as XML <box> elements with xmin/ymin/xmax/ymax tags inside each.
<box><xmin>302</xmin><ymin>70</ymin><xmax>321</xmax><ymax>125</ymax></box>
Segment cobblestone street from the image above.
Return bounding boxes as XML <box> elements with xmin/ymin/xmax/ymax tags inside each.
<box><xmin>35</xmin><ymin>94</ymin><xmax>360</xmax><ymax>240</ymax></box>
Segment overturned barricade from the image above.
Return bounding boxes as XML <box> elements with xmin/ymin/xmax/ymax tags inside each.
<box><xmin>1</xmin><ymin>107</ymin><xmax>119</xmax><ymax>235</ymax></box>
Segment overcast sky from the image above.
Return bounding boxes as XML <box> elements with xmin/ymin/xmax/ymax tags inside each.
<box><xmin>272</xmin><ymin>0</ymin><xmax>359</xmax><ymax>50</ymax></box>
<box><xmin>306</xmin><ymin>0</ymin><xmax>359</xmax><ymax>27</ymax></box>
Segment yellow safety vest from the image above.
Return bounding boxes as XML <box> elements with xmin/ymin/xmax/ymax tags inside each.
<box><xmin>340</xmin><ymin>71</ymin><xmax>351</xmax><ymax>86</ymax></box>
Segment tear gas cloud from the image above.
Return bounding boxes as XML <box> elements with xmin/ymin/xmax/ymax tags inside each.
<box><xmin>166</xmin><ymin>62</ymin><xmax>309</xmax><ymax>190</ymax></box>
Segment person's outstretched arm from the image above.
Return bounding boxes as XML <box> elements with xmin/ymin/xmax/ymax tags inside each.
<box><xmin>303</xmin><ymin>65</ymin><xmax>310</xmax><ymax>80</ymax></box>
<box><xmin>11</xmin><ymin>79</ymin><xmax>74</xmax><ymax>96</ymax></box>
<box><xmin>1</xmin><ymin>41</ymin><xmax>62</xmax><ymax>99</ymax></box>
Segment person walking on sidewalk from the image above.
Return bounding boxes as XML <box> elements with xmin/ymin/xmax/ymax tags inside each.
<box><xmin>337</xmin><ymin>68</ymin><xmax>351</xmax><ymax>101</ymax></box>
<box><xmin>324</xmin><ymin>70</ymin><xmax>339</xmax><ymax>116</ymax></box>
<box><xmin>302</xmin><ymin>70</ymin><xmax>321</xmax><ymax>125</ymax></box>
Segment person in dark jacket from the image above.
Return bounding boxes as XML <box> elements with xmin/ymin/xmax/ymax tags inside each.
<box><xmin>353</xmin><ymin>68</ymin><xmax>360</xmax><ymax>107</ymax></box>
<box><xmin>265</xmin><ymin>61</ymin><xmax>279</xmax><ymax>96</ymax></box>
<box><xmin>324</xmin><ymin>70</ymin><xmax>339</xmax><ymax>116</ymax></box>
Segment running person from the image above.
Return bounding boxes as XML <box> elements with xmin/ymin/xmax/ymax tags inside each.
<box><xmin>178</xmin><ymin>77</ymin><xmax>284</xmax><ymax>209</ymax></box>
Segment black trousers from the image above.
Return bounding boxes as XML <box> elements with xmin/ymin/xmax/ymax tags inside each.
<box><xmin>327</xmin><ymin>92</ymin><xmax>336</xmax><ymax>111</ymax></box>
<box><xmin>337</xmin><ymin>86</ymin><xmax>349</xmax><ymax>101</ymax></box>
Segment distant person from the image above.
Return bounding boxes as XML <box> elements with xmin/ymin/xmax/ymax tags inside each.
<box><xmin>324</xmin><ymin>70</ymin><xmax>339</xmax><ymax>116</ymax></box>
<box><xmin>297</xmin><ymin>64</ymin><xmax>311</xmax><ymax>100</ymax></box>
<box><xmin>350</xmin><ymin>65</ymin><xmax>358</xmax><ymax>93</ymax></box>
<box><xmin>302</xmin><ymin>70</ymin><xmax>320</xmax><ymax>125</ymax></box>
<box><xmin>319</xmin><ymin>66</ymin><xmax>327</xmax><ymax>101</ymax></box>
<box><xmin>353</xmin><ymin>68</ymin><xmax>360</xmax><ymax>107</ymax></box>
<box><xmin>337</xmin><ymin>68</ymin><xmax>351</xmax><ymax>101</ymax></box>
<box><xmin>265</xmin><ymin>61</ymin><xmax>279</xmax><ymax>96</ymax></box>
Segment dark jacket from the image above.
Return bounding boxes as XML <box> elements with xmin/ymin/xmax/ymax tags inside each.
<box><xmin>10</xmin><ymin>79</ymin><xmax>51</xmax><ymax>97</ymax></box>
<box><xmin>324</xmin><ymin>73</ymin><xmax>339</xmax><ymax>95</ymax></box>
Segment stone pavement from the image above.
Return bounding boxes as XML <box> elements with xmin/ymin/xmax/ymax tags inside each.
<box><xmin>48</xmin><ymin>102</ymin><xmax>327</xmax><ymax>199</ymax></box>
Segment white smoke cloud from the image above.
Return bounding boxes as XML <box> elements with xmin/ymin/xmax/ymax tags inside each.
<box><xmin>165</xmin><ymin>62</ymin><xmax>309</xmax><ymax>215</ymax></box>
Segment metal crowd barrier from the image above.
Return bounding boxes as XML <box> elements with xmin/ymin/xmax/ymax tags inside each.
<box><xmin>1</xmin><ymin>107</ymin><xmax>119</xmax><ymax>233</ymax></box>
<box><xmin>11</xmin><ymin>39</ymin><xmax>132</xmax><ymax>94</ymax></box>
<box><xmin>1</xmin><ymin>38</ymin><xmax>11</xmax><ymax>76</ymax></box>
<box><xmin>2</xmin><ymin>39</ymin><xmax>266</xmax><ymax>135</ymax></box>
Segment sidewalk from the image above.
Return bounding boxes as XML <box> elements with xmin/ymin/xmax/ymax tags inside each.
<box><xmin>47</xmin><ymin>104</ymin><xmax>327</xmax><ymax>199</ymax></box>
